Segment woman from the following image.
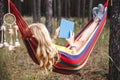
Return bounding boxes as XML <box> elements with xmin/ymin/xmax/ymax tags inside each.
<box><xmin>29</xmin><ymin>4</ymin><xmax>104</xmax><ymax>72</ymax></box>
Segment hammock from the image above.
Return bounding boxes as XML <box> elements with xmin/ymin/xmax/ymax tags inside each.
<box><xmin>10</xmin><ymin>0</ymin><xmax>108</xmax><ymax>75</ymax></box>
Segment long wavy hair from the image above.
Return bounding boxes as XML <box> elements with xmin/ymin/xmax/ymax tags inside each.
<box><xmin>29</xmin><ymin>23</ymin><xmax>59</xmax><ymax>72</ymax></box>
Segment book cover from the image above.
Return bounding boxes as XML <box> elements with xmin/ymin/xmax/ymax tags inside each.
<box><xmin>59</xmin><ymin>18</ymin><xmax>75</xmax><ymax>39</ymax></box>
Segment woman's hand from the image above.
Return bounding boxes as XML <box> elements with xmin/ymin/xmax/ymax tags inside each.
<box><xmin>66</xmin><ymin>31</ymin><xmax>75</xmax><ymax>46</ymax></box>
<box><xmin>66</xmin><ymin>31</ymin><xmax>76</xmax><ymax>54</ymax></box>
<box><xmin>52</xmin><ymin>27</ymin><xmax>60</xmax><ymax>43</ymax></box>
<box><xmin>54</xmin><ymin>27</ymin><xmax>60</xmax><ymax>38</ymax></box>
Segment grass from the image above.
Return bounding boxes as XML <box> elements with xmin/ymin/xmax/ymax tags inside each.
<box><xmin>0</xmin><ymin>17</ymin><xmax>110</xmax><ymax>80</ymax></box>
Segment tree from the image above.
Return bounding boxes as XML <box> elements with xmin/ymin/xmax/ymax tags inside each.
<box><xmin>76</xmin><ymin>0</ymin><xmax>81</xmax><ymax>24</ymax></box>
<box><xmin>32</xmin><ymin>0</ymin><xmax>41</xmax><ymax>22</ymax></box>
<box><xmin>56</xmin><ymin>0</ymin><xmax>61</xmax><ymax>22</ymax></box>
<box><xmin>19</xmin><ymin>0</ymin><xmax>32</xmax><ymax>16</ymax></box>
<box><xmin>64</xmin><ymin>0</ymin><xmax>67</xmax><ymax>17</ymax></box>
<box><xmin>88</xmin><ymin>0</ymin><xmax>93</xmax><ymax>20</ymax></box>
<box><xmin>0</xmin><ymin>0</ymin><xmax>4</xmax><ymax>26</ymax></box>
<box><xmin>64</xmin><ymin>0</ymin><xmax>71</xmax><ymax>18</ymax></box>
<box><xmin>82</xmin><ymin>0</ymin><xmax>86</xmax><ymax>23</ymax></box>
<box><xmin>33</xmin><ymin>0</ymin><xmax>37</xmax><ymax>22</ymax></box>
<box><xmin>36</xmin><ymin>0</ymin><xmax>41</xmax><ymax>22</ymax></box>
<box><xmin>67</xmin><ymin>0</ymin><xmax>71</xmax><ymax>18</ymax></box>
<box><xmin>0</xmin><ymin>0</ymin><xmax>5</xmax><ymax>42</ymax></box>
<box><xmin>76</xmin><ymin>0</ymin><xmax>81</xmax><ymax>18</ymax></box>
<box><xmin>45</xmin><ymin>0</ymin><xmax>53</xmax><ymax>35</ymax></box>
<box><xmin>53</xmin><ymin>0</ymin><xmax>57</xmax><ymax>18</ymax></box>
<box><xmin>13</xmin><ymin>0</ymin><xmax>22</xmax><ymax>13</ymax></box>
<box><xmin>109</xmin><ymin>0</ymin><xmax>120</xmax><ymax>80</ymax></box>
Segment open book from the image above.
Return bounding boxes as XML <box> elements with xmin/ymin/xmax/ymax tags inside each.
<box><xmin>59</xmin><ymin>18</ymin><xmax>75</xmax><ymax>39</ymax></box>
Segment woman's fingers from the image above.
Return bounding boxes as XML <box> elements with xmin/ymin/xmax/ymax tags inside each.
<box><xmin>65</xmin><ymin>30</ymin><xmax>74</xmax><ymax>45</ymax></box>
<box><xmin>70</xmin><ymin>30</ymin><xmax>74</xmax><ymax>38</ymax></box>
<box><xmin>56</xmin><ymin>27</ymin><xmax>60</xmax><ymax>32</ymax></box>
<box><xmin>55</xmin><ymin>27</ymin><xmax>60</xmax><ymax>37</ymax></box>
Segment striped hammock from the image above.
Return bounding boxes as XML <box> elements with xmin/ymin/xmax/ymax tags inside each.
<box><xmin>10</xmin><ymin>0</ymin><xmax>108</xmax><ymax>75</ymax></box>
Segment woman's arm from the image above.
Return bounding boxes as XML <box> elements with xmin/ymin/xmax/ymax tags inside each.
<box><xmin>52</xmin><ymin>27</ymin><xmax>77</xmax><ymax>54</ymax></box>
<box><xmin>52</xmin><ymin>35</ymin><xmax>58</xmax><ymax>43</ymax></box>
<box><xmin>66</xmin><ymin>31</ymin><xmax>76</xmax><ymax>54</ymax></box>
<box><xmin>52</xmin><ymin>27</ymin><xmax>60</xmax><ymax>43</ymax></box>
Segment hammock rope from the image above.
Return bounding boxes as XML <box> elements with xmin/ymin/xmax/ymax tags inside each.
<box><xmin>10</xmin><ymin>0</ymin><xmax>108</xmax><ymax>74</ymax></box>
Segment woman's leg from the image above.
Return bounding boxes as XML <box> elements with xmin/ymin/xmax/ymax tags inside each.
<box><xmin>74</xmin><ymin>4</ymin><xmax>104</xmax><ymax>51</ymax></box>
<box><xmin>74</xmin><ymin>19</ymin><xmax>100</xmax><ymax>51</ymax></box>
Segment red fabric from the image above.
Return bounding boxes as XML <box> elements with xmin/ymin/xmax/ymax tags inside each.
<box><xmin>10</xmin><ymin>1</ymin><xmax>39</xmax><ymax>64</ymax></box>
<box><xmin>10</xmin><ymin>1</ymin><xmax>33</xmax><ymax>39</ymax></box>
<box><xmin>104</xmin><ymin>0</ymin><xmax>109</xmax><ymax>8</ymax></box>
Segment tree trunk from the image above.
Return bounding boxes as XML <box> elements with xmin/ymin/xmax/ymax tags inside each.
<box><xmin>67</xmin><ymin>0</ymin><xmax>71</xmax><ymax>18</ymax></box>
<box><xmin>36</xmin><ymin>0</ymin><xmax>41</xmax><ymax>22</ymax></box>
<box><xmin>76</xmin><ymin>0</ymin><xmax>81</xmax><ymax>18</ymax></box>
<box><xmin>88</xmin><ymin>0</ymin><xmax>93</xmax><ymax>20</ymax></box>
<box><xmin>20</xmin><ymin>0</ymin><xmax>32</xmax><ymax>16</ymax></box>
<box><xmin>64</xmin><ymin>0</ymin><xmax>71</xmax><ymax>18</ymax></box>
<box><xmin>32</xmin><ymin>0</ymin><xmax>37</xmax><ymax>22</ymax></box>
<box><xmin>45</xmin><ymin>0</ymin><xmax>53</xmax><ymax>36</ymax></box>
<box><xmin>0</xmin><ymin>0</ymin><xmax>5</xmax><ymax>42</ymax></box>
<box><xmin>82</xmin><ymin>0</ymin><xmax>86</xmax><ymax>23</ymax></box>
<box><xmin>32</xmin><ymin>0</ymin><xmax>41</xmax><ymax>22</ymax></box>
<box><xmin>109</xmin><ymin>0</ymin><xmax>120</xmax><ymax>80</ymax></box>
<box><xmin>64</xmin><ymin>0</ymin><xmax>67</xmax><ymax>17</ymax></box>
<box><xmin>76</xmin><ymin>0</ymin><xmax>81</xmax><ymax>24</ymax></box>
<box><xmin>57</xmin><ymin>0</ymin><xmax>61</xmax><ymax>22</ymax></box>
<box><xmin>53</xmin><ymin>0</ymin><xmax>57</xmax><ymax>18</ymax></box>
<box><xmin>14</xmin><ymin>0</ymin><xmax>22</xmax><ymax>13</ymax></box>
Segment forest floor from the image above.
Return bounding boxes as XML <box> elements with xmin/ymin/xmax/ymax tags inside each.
<box><xmin>0</xmin><ymin>17</ymin><xmax>110</xmax><ymax>80</ymax></box>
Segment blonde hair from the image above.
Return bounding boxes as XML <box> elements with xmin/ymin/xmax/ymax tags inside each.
<box><xmin>29</xmin><ymin>23</ymin><xmax>58</xmax><ymax>72</ymax></box>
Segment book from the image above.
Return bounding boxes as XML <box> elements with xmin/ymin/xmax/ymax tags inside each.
<box><xmin>59</xmin><ymin>18</ymin><xmax>75</xmax><ymax>39</ymax></box>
